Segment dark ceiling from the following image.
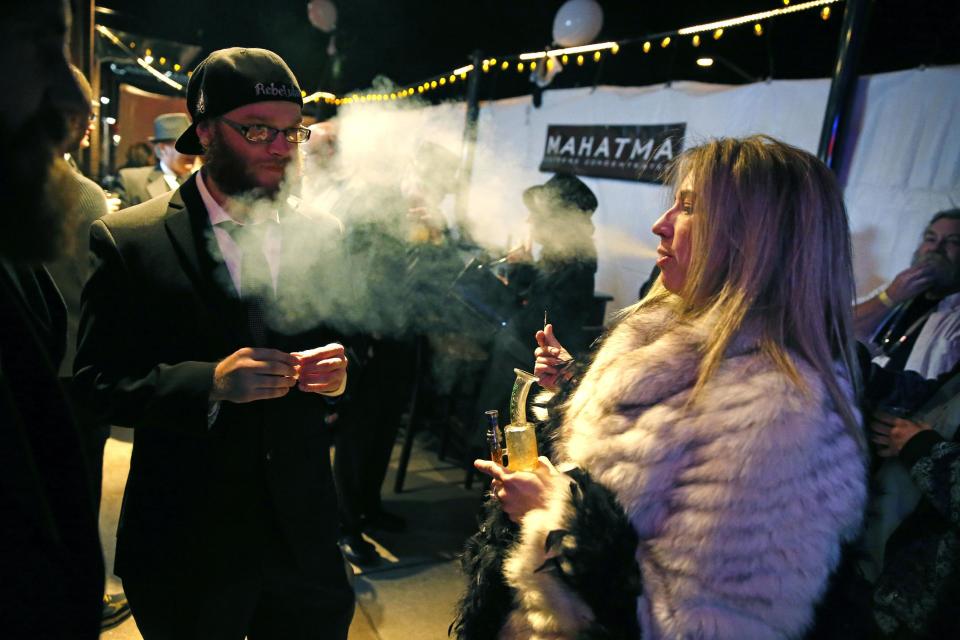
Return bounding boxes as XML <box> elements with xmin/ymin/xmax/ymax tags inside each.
<box><xmin>93</xmin><ymin>0</ymin><xmax>959</xmax><ymax>107</ymax></box>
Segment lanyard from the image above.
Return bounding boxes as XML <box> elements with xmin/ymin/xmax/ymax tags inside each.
<box><xmin>878</xmin><ymin>304</ymin><xmax>937</xmax><ymax>358</ymax></box>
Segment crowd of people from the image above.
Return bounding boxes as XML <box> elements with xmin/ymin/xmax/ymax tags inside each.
<box><xmin>1</xmin><ymin>2</ymin><xmax>957</xmax><ymax>639</ymax></box>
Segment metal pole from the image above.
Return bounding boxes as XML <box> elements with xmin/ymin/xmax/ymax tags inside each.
<box><xmin>817</xmin><ymin>0</ymin><xmax>873</xmax><ymax>175</ymax></box>
<box><xmin>454</xmin><ymin>50</ymin><xmax>483</xmax><ymax>242</ymax></box>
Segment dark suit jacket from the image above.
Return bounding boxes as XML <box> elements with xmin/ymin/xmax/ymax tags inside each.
<box><xmin>74</xmin><ymin>173</ymin><xmax>346</xmax><ymax>582</ymax></box>
<box><xmin>0</xmin><ymin>261</ymin><xmax>104</xmax><ymax>638</ymax></box>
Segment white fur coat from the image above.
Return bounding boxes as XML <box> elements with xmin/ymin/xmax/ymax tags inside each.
<box><xmin>502</xmin><ymin>301</ymin><xmax>867</xmax><ymax>639</ymax></box>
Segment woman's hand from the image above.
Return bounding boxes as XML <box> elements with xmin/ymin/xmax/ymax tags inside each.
<box><xmin>473</xmin><ymin>456</ymin><xmax>561</xmax><ymax>523</ymax></box>
<box><xmin>869</xmin><ymin>411</ymin><xmax>932</xmax><ymax>457</ymax></box>
<box><xmin>534</xmin><ymin>324</ymin><xmax>573</xmax><ymax>391</ymax></box>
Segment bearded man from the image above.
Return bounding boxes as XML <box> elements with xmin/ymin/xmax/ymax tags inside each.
<box><xmin>73</xmin><ymin>47</ymin><xmax>354</xmax><ymax>639</ymax></box>
<box><xmin>0</xmin><ymin>1</ymin><xmax>105</xmax><ymax>637</ymax></box>
<box><xmin>855</xmin><ymin>209</ymin><xmax>960</xmax><ymax>379</ymax></box>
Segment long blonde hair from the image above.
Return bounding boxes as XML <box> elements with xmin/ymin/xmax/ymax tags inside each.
<box><xmin>643</xmin><ymin>136</ymin><xmax>863</xmax><ymax>447</ymax></box>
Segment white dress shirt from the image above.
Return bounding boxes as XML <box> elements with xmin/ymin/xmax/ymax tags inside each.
<box><xmin>195</xmin><ymin>171</ymin><xmax>282</xmax><ymax>296</ymax></box>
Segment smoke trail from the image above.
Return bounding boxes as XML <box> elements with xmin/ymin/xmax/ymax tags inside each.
<box><xmin>213</xmin><ymin>92</ymin><xmax>664</xmax><ymax>355</ymax></box>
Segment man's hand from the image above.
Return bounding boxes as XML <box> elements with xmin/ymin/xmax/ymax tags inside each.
<box><xmin>211</xmin><ymin>347</ymin><xmax>300</xmax><ymax>404</ymax></box>
<box><xmin>293</xmin><ymin>343</ymin><xmax>348</xmax><ymax>396</ymax></box>
<box><xmin>885</xmin><ymin>262</ymin><xmax>939</xmax><ymax>305</ymax></box>
<box><xmin>869</xmin><ymin>411</ymin><xmax>932</xmax><ymax>457</ymax></box>
<box><xmin>534</xmin><ymin>323</ymin><xmax>573</xmax><ymax>391</ymax></box>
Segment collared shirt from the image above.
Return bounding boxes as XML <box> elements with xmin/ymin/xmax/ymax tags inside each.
<box><xmin>195</xmin><ymin>170</ymin><xmax>282</xmax><ymax>296</ymax></box>
<box><xmin>159</xmin><ymin>160</ymin><xmax>181</xmax><ymax>192</ymax></box>
<box><xmin>903</xmin><ymin>291</ymin><xmax>960</xmax><ymax>378</ymax></box>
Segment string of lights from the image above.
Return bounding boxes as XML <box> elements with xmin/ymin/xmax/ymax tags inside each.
<box><xmin>321</xmin><ymin>0</ymin><xmax>841</xmax><ymax>107</ymax></box>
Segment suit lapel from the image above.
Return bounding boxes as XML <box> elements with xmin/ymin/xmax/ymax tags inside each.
<box><xmin>146</xmin><ymin>170</ymin><xmax>171</xmax><ymax>200</ymax></box>
<box><xmin>163</xmin><ymin>175</ymin><xmax>246</xmax><ymax>348</ymax></box>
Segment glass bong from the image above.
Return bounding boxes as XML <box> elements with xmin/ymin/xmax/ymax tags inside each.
<box><xmin>486</xmin><ymin>368</ymin><xmax>540</xmax><ymax>471</ymax></box>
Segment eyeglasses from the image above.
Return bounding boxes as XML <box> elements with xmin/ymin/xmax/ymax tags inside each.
<box><xmin>220</xmin><ymin>117</ymin><xmax>311</xmax><ymax>144</ymax></box>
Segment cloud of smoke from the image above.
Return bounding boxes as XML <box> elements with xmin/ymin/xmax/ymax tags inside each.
<box><xmin>211</xmin><ymin>91</ymin><xmax>662</xmax><ymax>364</ymax></box>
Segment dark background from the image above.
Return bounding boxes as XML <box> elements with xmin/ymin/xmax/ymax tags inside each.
<box><xmin>93</xmin><ymin>0</ymin><xmax>960</xmax><ymax>107</ymax></box>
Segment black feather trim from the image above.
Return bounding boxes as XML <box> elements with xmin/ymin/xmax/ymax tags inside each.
<box><xmin>544</xmin><ymin>469</ymin><xmax>643</xmax><ymax>639</ymax></box>
<box><xmin>450</xmin><ymin>497</ymin><xmax>520</xmax><ymax>640</ymax></box>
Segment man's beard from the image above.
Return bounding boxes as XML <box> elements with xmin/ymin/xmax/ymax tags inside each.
<box><xmin>913</xmin><ymin>250</ymin><xmax>960</xmax><ymax>295</ymax></box>
<box><xmin>0</xmin><ymin>105</ymin><xmax>81</xmax><ymax>263</ymax></box>
<box><xmin>204</xmin><ymin>128</ymin><xmax>287</xmax><ymax>200</ymax></box>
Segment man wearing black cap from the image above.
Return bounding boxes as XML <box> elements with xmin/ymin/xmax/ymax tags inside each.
<box><xmin>118</xmin><ymin>112</ymin><xmax>198</xmax><ymax>207</ymax></box>
<box><xmin>74</xmin><ymin>47</ymin><xmax>354</xmax><ymax>638</ymax></box>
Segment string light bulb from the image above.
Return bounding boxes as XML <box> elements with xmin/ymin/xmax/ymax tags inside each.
<box><xmin>482</xmin><ymin>61</ymin><xmax>489</xmax><ymax>72</ymax></box>
<box><xmin>754</xmin><ymin>23</ymin><xmax>763</xmax><ymax>36</ymax></box>
<box><xmin>460</xmin><ymin>71</ymin><xmax>467</xmax><ymax>80</ymax></box>
<box><xmin>517</xmin><ymin>62</ymin><xmax>524</xmax><ymax>72</ymax></box>
<box><xmin>145</xmin><ymin>48</ymin><xmax>152</xmax><ymax>56</ymax></box>
<box><xmin>489</xmin><ymin>58</ymin><xmax>497</xmax><ymax>66</ymax></box>
<box><xmin>530</xmin><ymin>61</ymin><xmax>537</xmax><ymax>70</ymax></box>
<box><xmin>501</xmin><ymin>61</ymin><xmax>509</xmax><ymax>70</ymax></box>
<box><xmin>692</xmin><ymin>34</ymin><xmax>701</xmax><ymax>47</ymax></box>
<box><xmin>576</xmin><ymin>54</ymin><xmax>584</xmax><ymax>66</ymax></box>
<box><xmin>449</xmin><ymin>74</ymin><xmax>456</xmax><ymax>82</ymax></box>
<box><xmin>714</xmin><ymin>28</ymin><xmax>724</xmax><ymax>40</ymax></box>
<box><xmin>431</xmin><ymin>80</ymin><xmax>438</xmax><ymax>88</ymax></box>
<box><xmin>643</xmin><ymin>41</ymin><xmax>651</xmax><ymax>53</ymax></box>
<box><xmin>439</xmin><ymin>77</ymin><xmax>446</xmax><ymax>85</ymax></box>
<box><xmin>546</xmin><ymin>58</ymin><xmax>555</xmax><ymax>71</ymax></box>
<box><xmin>661</xmin><ymin>36</ymin><xmax>671</xmax><ymax>48</ymax></box>
<box><xmin>821</xmin><ymin>6</ymin><xmax>831</xmax><ymax>19</ymax></box>
<box><xmin>173</xmin><ymin>63</ymin><xmax>181</xmax><ymax>72</ymax></box>
<box><xmin>561</xmin><ymin>54</ymin><xmax>569</xmax><ymax>64</ymax></box>
<box><xmin>611</xmin><ymin>43</ymin><xmax>620</xmax><ymax>54</ymax></box>
<box><xmin>129</xmin><ymin>42</ymin><xmax>136</xmax><ymax>48</ymax></box>
<box><xmin>159</xmin><ymin>57</ymin><xmax>166</xmax><ymax>65</ymax></box>
<box><xmin>593</xmin><ymin>50</ymin><xmax>601</xmax><ymax>62</ymax></box>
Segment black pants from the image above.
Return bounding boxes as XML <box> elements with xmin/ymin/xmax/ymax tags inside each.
<box><xmin>123</xmin><ymin>542</ymin><xmax>354</xmax><ymax>640</ymax></box>
<box><xmin>334</xmin><ymin>338</ymin><xmax>413</xmax><ymax>534</ymax></box>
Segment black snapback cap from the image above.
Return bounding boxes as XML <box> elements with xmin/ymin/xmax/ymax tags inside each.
<box><xmin>175</xmin><ymin>47</ymin><xmax>303</xmax><ymax>155</ymax></box>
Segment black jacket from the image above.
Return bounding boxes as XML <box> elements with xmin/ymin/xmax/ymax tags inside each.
<box><xmin>0</xmin><ymin>261</ymin><xmax>104</xmax><ymax>638</ymax></box>
<box><xmin>73</xmin><ymin>174</ymin><xmax>346</xmax><ymax>582</ymax></box>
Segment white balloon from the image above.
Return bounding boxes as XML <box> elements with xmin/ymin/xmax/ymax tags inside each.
<box><xmin>552</xmin><ymin>0</ymin><xmax>604</xmax><ymax>48</ymax></box>
<box><xmin>307</xmin><ymin>0</ymin><xmax>338</xmax><ymax>33</ymax></box>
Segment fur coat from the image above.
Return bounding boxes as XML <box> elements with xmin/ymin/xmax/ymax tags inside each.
<box><xmin>501</xmin><ymin>300</ymin><xmax>868</xmax><ymax>639</ymax></box>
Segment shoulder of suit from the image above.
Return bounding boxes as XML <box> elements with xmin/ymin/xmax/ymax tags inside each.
<box><xmin>99</xmin><ymin>189</ymin><xmax>179</xmax><ymax>232</ymax></box>
<box><xmin>118</xmin><ymin>165</ymin><xmax>157</xmax><ymax>179</ymax></box>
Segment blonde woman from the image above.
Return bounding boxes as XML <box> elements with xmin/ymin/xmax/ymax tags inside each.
<box><xmin>463</xmin><ymin>136</ymin><xmax>868</xmax><ymax>639</ymax></box>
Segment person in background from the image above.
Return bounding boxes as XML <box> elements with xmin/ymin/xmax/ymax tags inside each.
<box><xmin>864</xmin><ymin>409</ymin><xmax>960</xmax><ymax>637</ymax></box>
<box><xmin>117</xmin><ymin>112</ymin><xmax>198</xmax><ymax>207</ymax></box>
<box><xmin>46</xmin><ymin>63</ymin><xmax>133</xmax><ymax>632</ymax></box>
<box><xmin>855</xmin><ymin>209</ymin><xmax>960</xmax><ymax>380</ymax></box>
<box><xmin>120</xmin><ymin>141</ymin><xmax>155</xmax><ymax>169</ymax></box>
<box><xmin>472</xmin><ymin>173</ymin><xmax>597</xmax><ymax>432</ymax></box>
<box><xmin>0</xmin><ymin>1</ymin><xmax>105</xmax><ymax>637</ymax></box>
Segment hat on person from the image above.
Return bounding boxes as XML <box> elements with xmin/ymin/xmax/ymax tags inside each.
<box><xmin>522</xmin><ymin>173</ymin><xmax>598</xmax><ymax>217</ymax></box>
<box><xmin>175</xmin><ymin>47</ymin><xmax>303</xmax><ymax>155</ymax></box>
<box><xmin>150</xmin><ymin>113</ymin><xmax>191</xmax><ymax>142</ymax></box>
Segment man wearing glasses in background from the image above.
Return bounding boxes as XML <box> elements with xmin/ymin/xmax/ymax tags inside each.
<box><xmin>74</xmin><ymin>48</ymin><xmax>355</xmax><ymax>639</ymax></box>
